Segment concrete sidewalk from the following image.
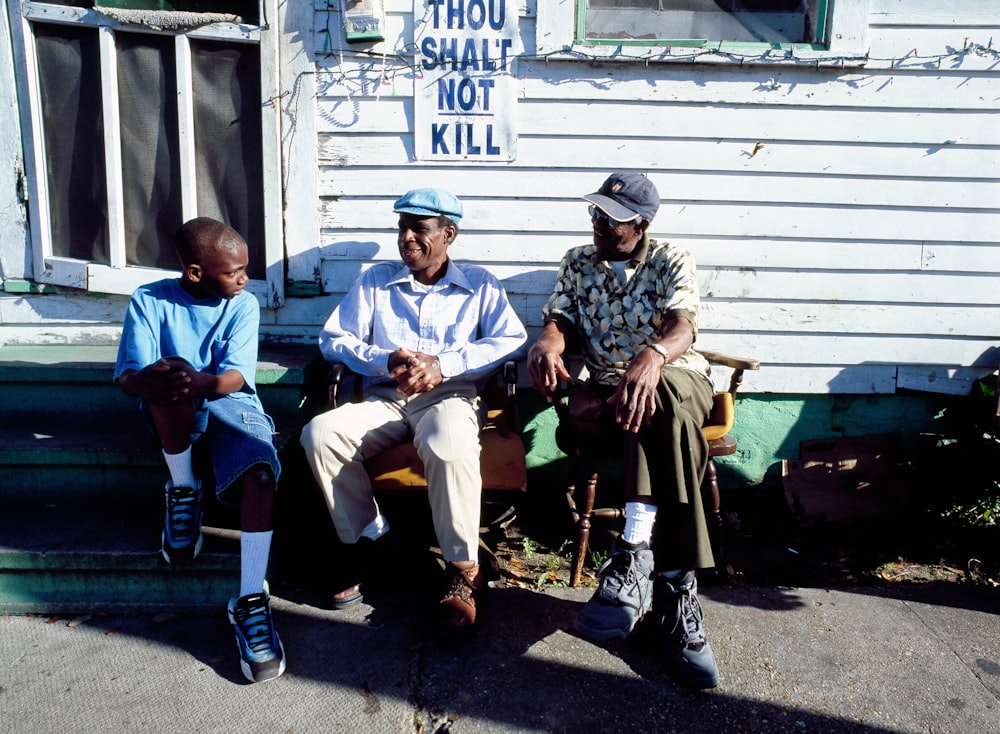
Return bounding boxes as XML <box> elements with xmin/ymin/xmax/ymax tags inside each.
<box><xmin>3</xmin><ymin>581</ymin><xmax>998</xmax><ymax>734</ymax></box>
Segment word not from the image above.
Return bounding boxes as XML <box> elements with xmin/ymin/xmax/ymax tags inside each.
<box><xmin>437</xmin><ymin>77</ymin><xmax>495</xmax><ymax>111</ymax></box>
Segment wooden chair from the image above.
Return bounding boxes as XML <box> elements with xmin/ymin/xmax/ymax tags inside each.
<box><xmin>325</xmin><ymin>359</ymin><xmax>527</xmax><ymax>521</ymax></box>
<box><xmin>560</xmin><ymin>350</ymin><xmax>760</xmax><ymax>587</ymax></box>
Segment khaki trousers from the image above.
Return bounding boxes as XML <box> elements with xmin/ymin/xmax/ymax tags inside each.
<box><xmin>300</xmin><ymin>381</ymin><xmax>483</xmax><ymax>563</ymax></box>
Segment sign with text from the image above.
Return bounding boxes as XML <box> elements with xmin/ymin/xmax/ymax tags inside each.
<box><xmin>414</xmin><ymin>0</ymin><xmax>519</xmax><ymax>162</ymax></box>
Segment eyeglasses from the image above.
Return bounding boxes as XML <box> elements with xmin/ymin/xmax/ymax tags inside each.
<box><xmin>588</xmin><ymin>205</ymin><xmax>637</xmax><ymax>229</ymax></box>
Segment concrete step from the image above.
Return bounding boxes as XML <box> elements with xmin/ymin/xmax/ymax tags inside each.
<box><xmin>0</xmin><ymin>500</ymin><xmax>241</xmax><ymax>614</ymax></box>
<box><xmin>0</xmin><ymin>343</ymin><xmax>325</xmax><ymax>613</ymax></box>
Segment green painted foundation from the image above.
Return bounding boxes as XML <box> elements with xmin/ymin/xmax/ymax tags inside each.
<box><xmin>518</xmin><ymin>389</ymin><xmax>954</xmax><ymax>493</ymax></box>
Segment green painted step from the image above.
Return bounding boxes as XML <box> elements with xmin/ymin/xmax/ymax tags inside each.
<box><xmin>0</xmin><ymin>344</ymin><xmax>323</xmax><ymax>613</ymax></box>
<box><xmin>0</xmin><ymin>501</ymin><xmax>240</xmax><ymax>614</ymax></box>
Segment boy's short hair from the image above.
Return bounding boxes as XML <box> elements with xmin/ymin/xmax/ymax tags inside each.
<box><xmin>175</xmin><ymin>218</ymin><xmax>244</xmax><ymax>267</ymax></box>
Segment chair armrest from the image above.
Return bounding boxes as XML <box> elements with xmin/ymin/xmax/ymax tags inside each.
<box><xmin>698</xmin><ymin>350</ymin><xmax>760</xmax><ymax>372</ymax></box>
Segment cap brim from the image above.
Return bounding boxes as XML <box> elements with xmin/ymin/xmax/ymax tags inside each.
<box><xmin>394</xmin><ymin>206</ymin><xmax>462</xmax><ymax>222</ymax></box>
<box><xmin>583</xmin><ymin>193</ymin><xmax>640</xmax><ymax>222</ymax></box>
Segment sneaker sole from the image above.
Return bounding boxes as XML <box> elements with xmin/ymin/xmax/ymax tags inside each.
<box><xmin>161</xmin><ymin>530</ymin><xmax>203</xmax><ymax>564</ymax></box>
<box><xmin>574</xmin><ymin>611</ymin><xmax>646</xmax><ymax>642</ymax></box>
<box><xmin>227</xmin><ymin>607</ymin><xmax>287</xmax><ymax>684</ymax></box>
<box><xmin>237</xmin><ymin>639</ymin><xmax>286</xmax><ymax>684</ymax></box>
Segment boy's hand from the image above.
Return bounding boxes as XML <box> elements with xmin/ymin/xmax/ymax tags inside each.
<box><xmin>125</xmin><ymin>359</ymin><xmax>192</xmax><ymax>404</ymax></box>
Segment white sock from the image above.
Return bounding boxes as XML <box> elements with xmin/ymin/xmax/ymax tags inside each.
<box><xmin>163</xmin><ymin>446</ymin><xmax>197</xmax><ymax>489</ymax></box>
<box><xmin>622</xmin><ymin>501</ymin><xmax>657</xmax><ymax>545</ymax></box>
<box><xmin>360</xmin><ymin>512</ymin><xmax>391</xmax><ymax>541</ymax></box>
<box><xmin>240</xmin><ymin>530</ymin><xmax>273</xmax><ymax>598</ymax></box>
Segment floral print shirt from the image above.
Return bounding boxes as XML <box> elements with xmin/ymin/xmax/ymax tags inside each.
<box><xmin>543</xmin><ymin>235</ymin><xmax>710</xmax><ymax>385</ymax></box>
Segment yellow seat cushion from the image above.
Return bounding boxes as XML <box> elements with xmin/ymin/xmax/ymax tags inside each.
<box><xmin>365</xmin><ymin>414</ymin><xmax>526</xmax><ymax>492</ymax></box>
<box><xmin>701</xmin><ymin>392</ymin><xmax>735</xmax><ymax>442</ymax></box>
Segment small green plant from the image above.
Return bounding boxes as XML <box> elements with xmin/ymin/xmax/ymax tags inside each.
<box><xmin>588</xmin><ymin>547</ymin><xmax>607</xmax><ymax>569</ymax></box>
<box><xmin>521</xmin><ymin>536</ymin><xmax>537</xmax><ymax>556</ymax></box>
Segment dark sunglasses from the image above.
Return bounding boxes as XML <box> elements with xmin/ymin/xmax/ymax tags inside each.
<box><xmin>588</xmin><ymin>205</ymin><xmax>636</xmax><ymax>229</ymax></box>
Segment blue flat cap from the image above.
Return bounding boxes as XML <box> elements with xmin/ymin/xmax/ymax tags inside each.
<box><xmin>393</xmin><ymin>188</ymin><xmax>463</xmax><ymax>223</ymax></box>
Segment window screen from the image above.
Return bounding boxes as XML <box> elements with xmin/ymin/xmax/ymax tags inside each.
<box><xmin>584</xmin><ymin>0</ymin><xmax>824</xmax><ymax>46</ymax></box>
<box><xmin>34</xmin><ymin>23</ymin><xmax>109</xmax><ymax>262</ymax></box>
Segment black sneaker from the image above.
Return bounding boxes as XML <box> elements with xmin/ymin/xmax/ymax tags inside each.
<box><xmin>161</xmin><ymin>481</ymin><xmax>203</xmax><ymax>563</ymax></box>
<box><xmin>652</xmin><ymin>571</ymin><xmax>719</xmax><ymax>689</ymax></box>
<box><xmin>574</xmin><ymin>540</ymin><xmax>654</xmax><ymax>641</ymax></box>
<box><xmin>228</xmin><ymin>591</ymin><xmax>286</xmax><ymax>683</ymax></box>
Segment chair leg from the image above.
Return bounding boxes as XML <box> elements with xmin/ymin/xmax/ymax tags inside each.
<box><xmin>704</xmin><ymin>458</ymin><xmax>725</xmax><ymax>573</ymax></box>
<box><xmin>569</xmin><ymin>472</ymin><xmax>599</xmax><ymax>587</ymax></box>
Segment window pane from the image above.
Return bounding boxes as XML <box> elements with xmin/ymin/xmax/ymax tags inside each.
<box><xmin>33</xmin><ymin>23</ymin><xmax>109</xmax><ymax>262</ymax></box>
<box><xmin>190</xmin><ymin>39</ymin><xmax>264</xmax><ymax>280</ymax></box>
<box><xmin>585</xmin><ymin>0</ymin><xmax>813</xmax><ymax>45</ymax></box>
<box><xmin>116</xmin><ymin>32</ymin><xmax>183</xmax><ymax>269</ymax></box>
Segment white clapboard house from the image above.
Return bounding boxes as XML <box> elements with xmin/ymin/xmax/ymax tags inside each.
<box><xmin>1</xmin><ymin>0</ymin><xmax>998</xmax><ymax>487</ymax></box>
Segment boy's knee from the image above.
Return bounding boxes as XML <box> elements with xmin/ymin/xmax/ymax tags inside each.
<box><xmin>246</xmin><ymin>465</ymin><xmax>275</xmax><ymax>488</ymax></box>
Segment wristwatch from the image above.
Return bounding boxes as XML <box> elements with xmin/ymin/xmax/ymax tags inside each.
<box><xmin>648</xmin><ymin>343</ymin><xmax>670</xmax><ymax>362</ymax></box>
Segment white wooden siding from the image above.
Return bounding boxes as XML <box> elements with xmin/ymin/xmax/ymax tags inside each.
<box><xmin>295</xmin><ymin>0</ymin><xmax>1000</xmax><ymax>395</ymax></box>
<box><xmin>3</xmin><ymin>0</ymin><xmax>997</xmax><ymax>397</ymax></box>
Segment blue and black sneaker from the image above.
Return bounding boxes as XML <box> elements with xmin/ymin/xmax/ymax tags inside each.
<box><xmin>574</xmin><ymin>539</ymin><xmax>654</xmax><ymax>641</ymax></box>
<box><xmin>228</xmin><ymin>591</ymin><xmax>286</xmax><ymax>683</ymax></box>
<box><xmin>161</xmin><ymin>481</ymin><xmax>203</xmax><ymax>563</ymax></box>
<box><xmin>652</xmin><ymin>571</ymin><xmax>720</xmax><ymax>689</ymax></box>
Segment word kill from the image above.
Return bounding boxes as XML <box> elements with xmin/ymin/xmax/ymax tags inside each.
<box><xmin>430</xmin><ymin>123</ymin><xmax>501</xmax><ymax>156</ymax></box>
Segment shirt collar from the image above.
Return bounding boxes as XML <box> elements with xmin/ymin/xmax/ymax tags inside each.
<box><xmin>592</xmin><ymin>232</ymin><xmax>650</xmax><ymax>269</ymax></box>
<box><xmin>386</xmin><ymin>259</ymin><xmax>474</xmax><ymax>292</ymax></box>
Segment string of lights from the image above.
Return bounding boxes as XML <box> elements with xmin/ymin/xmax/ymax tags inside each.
<box><xmin>310</xmin><ymin>32</ymin><xmax>997</xmax><ymax>97</ymax></box>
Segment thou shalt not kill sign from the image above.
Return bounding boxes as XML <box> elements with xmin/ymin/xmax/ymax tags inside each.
<box><xmin>414</xmin><ymin>0</ymin><xmax>519</xmax><ymax>161</ymax></box>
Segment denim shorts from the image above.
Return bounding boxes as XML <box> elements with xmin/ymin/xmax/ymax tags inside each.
<box><xmin>144</xmin><ymin>394</ymin><xmax>281</xmax><ymax>504</ymax></box>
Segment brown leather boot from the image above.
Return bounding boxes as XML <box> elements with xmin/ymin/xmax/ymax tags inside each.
<box><xmin>439</xmin><ymin>561</ymin><xmax>484</xmax><ymax>629</ymax></box>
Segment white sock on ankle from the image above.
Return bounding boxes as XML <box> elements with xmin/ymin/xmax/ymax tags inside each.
<box><xmin>240</xmin><ymin>530</ymin><xmax>273</xmax><ymax>598</ymax></box>
<box><xmin>163</xmin><ymin>446</ymin><xmax>197</xmax><ymax>489</ymax></box>
<box><xmin>622</xmin><ymin>501</ymin><xmax>657</xmax><ymax>545</ymax></box>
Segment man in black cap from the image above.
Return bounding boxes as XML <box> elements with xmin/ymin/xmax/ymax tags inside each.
<box><xmin>527</xmin><ymin>172</ymin><xmax>719</xmax><ymax>688</ymax></box>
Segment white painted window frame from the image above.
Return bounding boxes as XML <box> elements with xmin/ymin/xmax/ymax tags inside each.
<box><xmin>10</xmin><ymin>0</ymin><xmax>285</xmax><ymax>308</ymax></box>
<box><xmin>537</xmin><ymin>0</ymin><xmax>871</xmax><ymax>64</ymax></box>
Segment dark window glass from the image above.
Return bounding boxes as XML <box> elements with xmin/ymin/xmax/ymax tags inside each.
<box><xmin>116</xmin><ymin>32</ymin><xmax>184</xmax><ymax>269</ymax></box>
<box><xmin>34</xmin><ymin>23</ymin><xmax>109</xmax><ymax>262</ymax></box>
<box><xmin>190</xmin><ymin>39</ymin><xmax>265</xmax><ymax>279</ymax></box>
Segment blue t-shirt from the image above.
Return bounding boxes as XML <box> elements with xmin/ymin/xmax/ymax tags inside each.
<box><xmin>114</xmin><ymin>278</ymin><xmax>262</xmax><ymax>408</ymax></box>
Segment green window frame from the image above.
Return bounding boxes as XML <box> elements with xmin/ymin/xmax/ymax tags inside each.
<box><xmin>576</xmin><ymin>0</ymin><xmax>830</xmax><ymax>51</ymax></box>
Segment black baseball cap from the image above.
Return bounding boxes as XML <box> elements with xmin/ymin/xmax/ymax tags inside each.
<box><xmin>583</xmin><ymin>172</ymin><xmax>660</xmax><ymax>222</ymax></box>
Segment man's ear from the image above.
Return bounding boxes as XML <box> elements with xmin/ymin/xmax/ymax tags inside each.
<box><xmin>185</xmin><ymin>263</ymin><xmax>203</xmax><ymax>282</ymax></box>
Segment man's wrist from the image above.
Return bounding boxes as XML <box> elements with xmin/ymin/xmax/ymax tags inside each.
<box><xmin>647</xmin><ymin>343</ymin><xmax>670</xmax><ymax>363</ymax></box>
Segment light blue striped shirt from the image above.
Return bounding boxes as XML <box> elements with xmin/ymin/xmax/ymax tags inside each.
<box><xmin>318</xmin><ymin>260</ymin><xmax>527</xmax><ymax>387</ymax></box>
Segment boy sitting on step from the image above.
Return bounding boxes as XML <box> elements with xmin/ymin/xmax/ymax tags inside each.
<box><xmin>114</xmin><ymin>217</ymin><xmax>285</xmax><ymax>684</ymax></box>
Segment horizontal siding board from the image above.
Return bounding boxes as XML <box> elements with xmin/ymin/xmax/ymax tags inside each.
<box><xmin>868</xmin><ymin>29</ymin><xmax>1000</xmax><ymax>60</ymax></box>
<box><xmin>696</xmin><ymin>331</ymin><xmax>996</xmax><ymax>366</ymax></box>
<box><xmin>869</xmin><ymin>0</ymin><xmax>1000</xmax><ymax>26</ymax></box>
<box><xmin>318</xmin><ymin>197</ymin><xmax>998</xmax><ymax>243</ymax></box>
<box><xmin>315</xmin><ymin>61</ymin><xmax>1000</xmax><ymax>104</ymax></box>
<box><xmin>318</xmin><ymin>135</ymin><xmax>1000</xmax><ymax>178</ymax></box>
<box><xmin>318</xmin><ymin>257</ymin><xmax>1000</xmax><ymax>307</ymax></box>
<box><xmin>318</xmin><ymin>168</ymin><xmax>998</xmax><ymax>209</ymax></box>
<box><xmin>518</xmin><ymin>62</ymin><xmax>1000</xmax><ymax>106</ymax></box>
<box><xmin>316</xmin><ymin>96</ymin><xmax>1000</xmax><ymax>147</ymax></box>
<box><xmin>317</xmin><ymin>233</ymin><xmax>927</xmax><ymax>270</ymax></box>
<box><xmin>701</xmin><ymin>301</ymin><xmax>1000</xmax><ymax>339</ymax></box>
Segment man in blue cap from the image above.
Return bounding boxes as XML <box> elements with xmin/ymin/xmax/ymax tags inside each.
<box><xmin>301</xmin><ymin>187</ymin><xmax>526</xmax><ymax>630</ymax></box>
<box><xmin>527</xmin><ymin>172</ymin><xmax>720</xmax><ymax>689</ymax></box>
